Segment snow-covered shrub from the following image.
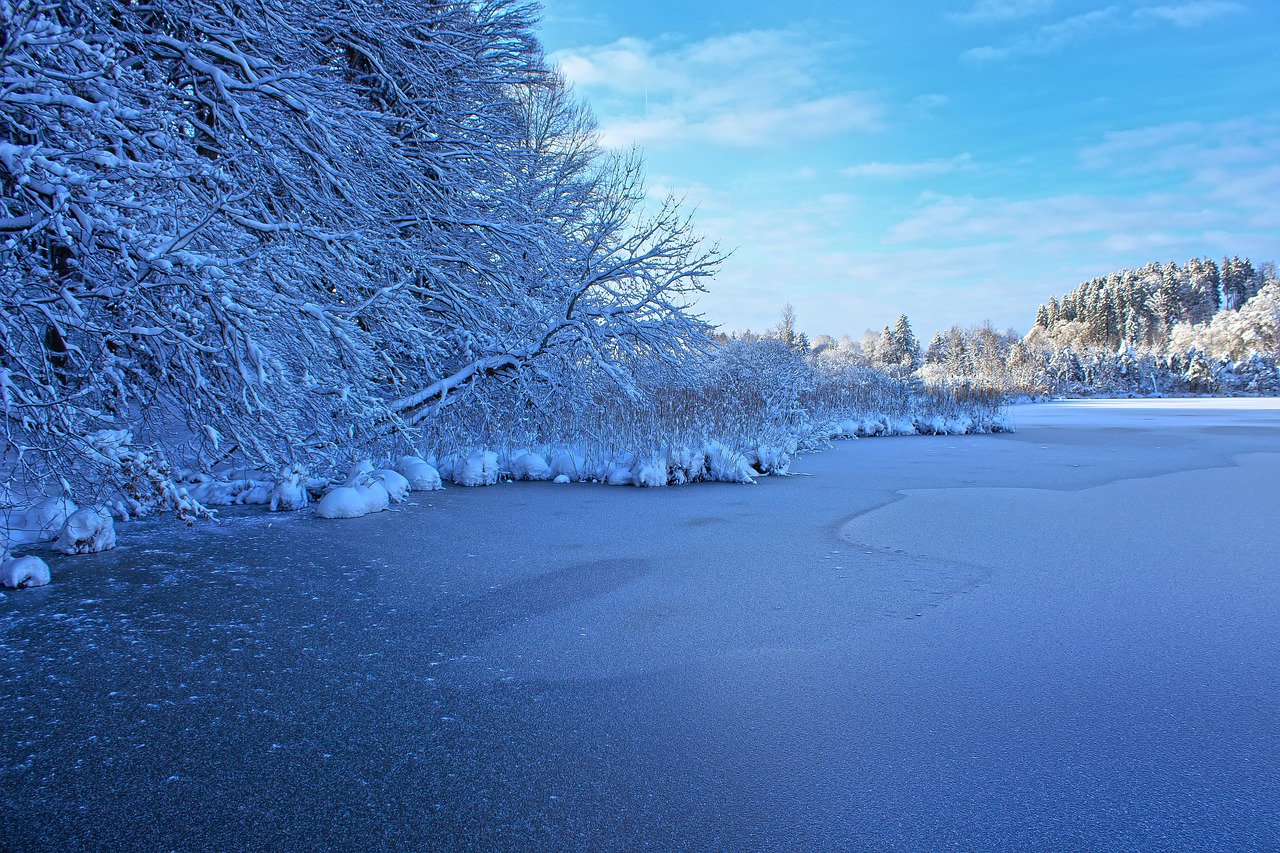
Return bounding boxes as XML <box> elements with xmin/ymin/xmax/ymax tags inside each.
<box><xmin>549</xmin><ymin>450</ymin><xmax>588</xmax><ymax>482</ymax></box>
<box><xmin>268</xmin><ymin>466</ymin><xmax>311</xmax><ymax>512</ymax></box>
<box><xmin>667</xmin><ymin>446</ymin><xmax>708</xmax><ymax>484</ymax></box>
<box><xmin>508</xmin><ymin>451</ymin><xmax>553</xmax><ymax>481</ymax></box>
<box><xmin>315</xmin><ymin>481</ymin><xmax>390</xmax><ymax>520</ymax></box>
<box><xmin>453</xmin><ymin>451</ymin><xmax>500</xmax><ymax>487</ymax></box>
<box><xmin>703</xmin><ymin>441</ymin><xmax>756</xmax><ymax>484</ymax></box>
<box><xmin>635</xmin><ymin>455</ymin><xmax>669</xmax><ymax>487</ymax></box>
<box><xmin>605</xmin><ymin>466</ymin><xmax>635</xmax><ymax>486</ymax></box>
<box><xmin>1</xmin><ymin>555</ymin><xmax>51</xmax><ymax>589</ymax></box>
<box><xmin>53</xmin><ymin>508</ymin><xmax>116</xmax><ymax>555</ymax></box>
<box><xmin>84</xmin><ymin>432</ymin><xmax>209</xmax><ymax>522</ymax></box>
<box><xmin>3</xmin><ymin>497</ymin><xmax>78</xmax><ymax>549</ymax></box>
<box><xmin>394</xmin><ymin>457</ymin><xmax>443</xmax><ymax>491</ymax></box>
<box><xmin>370</xmin><ymin>470</ymin><xmax>411</xmax><ymax>503</ymax></box>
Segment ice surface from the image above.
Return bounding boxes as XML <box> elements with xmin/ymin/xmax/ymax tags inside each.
<box><xmin>3</xmin><ymin>399</ymin><xmax>1279</xmax><ymax>851</ymax></box>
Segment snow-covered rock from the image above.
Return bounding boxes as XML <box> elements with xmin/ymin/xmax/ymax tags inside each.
<box><xmin>553</xmin><ymin>474</ymin><xmax>571</xmax><ymax>484</ymax></box>
<box><xmin>370</xmin><ymin>469</ymin><xmax>410</xmax><ymax>502</ymax></box>
<box><xmin>508</xmin><ymin>450</ymin><xmax>553</xmax><ymax>481</ymax></box>
<box><xmin>454</xmin><ymin>450</ymin><xmax>500</xmax><ymax>487</ymax></box>
<box><xmin>1</xmin><ymin>555</ymin><xmax>51</xmax><ymax>589</ymax></box>
<box><xmin>394</xmin><ymin>456</ymin><xmax>443</xmax><ymax>491</ymax></box>
<box><xmin>53</xmin><ymin>508</ymin><xmax>116</xmax><ymax>555</ymax></box>
<box><xmin>315</xmin><ymin>481</ymin><xmax>391</xmax><ymax>519</ymax></box>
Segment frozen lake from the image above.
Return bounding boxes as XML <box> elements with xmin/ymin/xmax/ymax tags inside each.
<box><xmin>3</xmin><ymin>399</ymin><xmax>1279</xmax><ymax>850</ymax></box>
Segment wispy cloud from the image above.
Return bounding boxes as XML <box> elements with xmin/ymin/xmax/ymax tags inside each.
<box><xmin>686</xmin><ymin>116</ymin><xmax>1280</xmax><ymax>335</ymax></box>
<box><xmin>949</xmin><ymin>0</ymin><xmax>1056</xmax><ymax>25</ymax></box>
<box><xmin>889</xmin><ymin>117</ymin><xmax>1280</xmax><ymax>246</ymax></box>
<box><xmin>1133</xmin><ymin>1</ymin><xmax>1242</xmax><ymax>28</ymax></box>
<box><xmin>962</xmin><ymin>7</ymin><xmax>1119</xmax><ymax>63</ymax></box>
<box><xmin>963</xmin><ymin>2</ymin><xmax>1246</xmax><ymax>62</ymax></box>
<box><xmin>842</xmin><ymin>153</ymin><xmax>976</xmax><ymax>180</ymax></box>
<box><xmin>551</xmin><ymin>30</ymin><xmax>882</xmax><ymax>149</ymax></box>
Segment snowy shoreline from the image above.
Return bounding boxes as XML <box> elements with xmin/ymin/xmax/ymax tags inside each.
<box><xmin>1</xmin><ymin>405</ymin><xmax>1011</xmax><ymax>587</ymax></box>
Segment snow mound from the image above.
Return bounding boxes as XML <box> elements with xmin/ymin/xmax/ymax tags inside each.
<box><xmin>667</xmin><ymin>446</ymin><xmax>707</xmax><ymax>484</ymax></box>
<box><xmin>605</xmin><ymin>466</ymin><xmax>635</xmax><ymax>486</ymax></box>
<box><xmin>53</xmin><ymin>508</ymin><xmax>117</xmax><ymax>555</ymax></box>
<box><xmin>549</xmin><ymin>449</ymin><xmax>586</xmax><ymax>481</ymax></box>
<box><xmin>454</xmin><ymin>450</ymin><xmax>500</xmax><ymax>487</ymax></box>
<box><xmin>370</xmin><ymin>469</ymin><xmax>410</xmax><ymax>502</ymax></box>
<box><xmin>553</xmin><ymin>474</ymin><xmax>571</xmax><ymax>484</ymax></box>
<box><xmin>1</xmin><ymin>555</ymin><xmax>51</xmax><ymax>589</ymax></box>
<box><xmin>2</xmin><ymin>496</ymin><xmax>78</xmax><ymax>548</ymax></box>
<box><xmin>269</xmin><ymin>465</ymin><xmax>310</xmax><ymax>512</ymax></box>
<box><xmin>394</xmin><ymin>456</ymin><xmax>443</xmax><ymax>491</ymax></box>
<box><xmin>751</xmin><ymin>444</ymin><xmax>794</xmax><ymax>475</ymax></box>
<box><xmin>315</xmin><ymin>481</ymin><xmax>391</xmax><ymax>519</ymax></box>
<box><xmin>704</xmin><ymin>441</ymin><xmax>756</xmax><ymax>484</ymax></box>
<box><xmin>635</xmin><ymin>455</ymin><xmax>668</xmax><ymax>487</ymax></box>
<box><xmin>508</xmin><ymin>450</ymin><xmax>553</xmax><ymax>481</ymax></box>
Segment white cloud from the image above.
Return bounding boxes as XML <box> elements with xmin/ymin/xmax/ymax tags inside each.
<box><xmin>1133</xmin><ymin>1</ymin><xmax>1242</xmax><ymax>28</ymax></box>
<box><xmin>949</xmin><ymin>0</ymin><xmax>1056</xmax><ymax>25</ymax></box>
<box><xmin>1079</xmin><ymin>117</ymin><xmax>1280</xmax><ymax>203</ymax></box>
<box><xmin>963</xmin><ymin>2</ymin><xmax>1246</xmax><ymax>62</ymax></box>
<box><xmin>962</xmin><ymin>8</ymin><xmax>1119</xmax><ymax>63</ymax></box>
<box><xmin>680</xmin><ymin>117</ymin><xmax>1280</xmax><ymax>336</ymax></box>
<box><xmin>842</xmin><ymin>153</ymin><xmax>975</xmax><ymax>180</ymax></box>
<box><xmin>550</xmin><ymin>30</ymin><xmax>882</xmax><ymax>149</ymax></box>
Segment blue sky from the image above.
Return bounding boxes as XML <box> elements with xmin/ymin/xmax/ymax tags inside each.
<box><xmin>536</xmin><ymin>0</ymin><xmax>1280</xmax><ymax>339</ymax></box>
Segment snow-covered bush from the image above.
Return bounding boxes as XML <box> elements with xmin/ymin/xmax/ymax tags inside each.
<box><xmin>370</xmin><ymin>470</ymin><xmax>411</xmax><ymax>503</ymax></box>
<box><xmin>315</xmin><ymin>481</ymin><xmax>390</xmax><ymax>520</ymax></box>
<box><xmin>1</xmin><ymin>554</ymin><xmax>51</xmax><ymax>589</ymax></box>
<box><xmin>53</xmin><ymin>508</ymin><xmax>117</xmax><ymax>555</ymax></box>
<box><xmin>394</xmin><ymin>457</ymin><xmax>443</xmax><ymax>491</ymax></box>
<box><xmin>268</xmin><ymin>466</ymin><xmax>311</xmax><ymax>513</ymax></box>
<box><xmin>1</xmin><ymin>0</ymin><xmax>720</xmax><ymax>523</ymax></box>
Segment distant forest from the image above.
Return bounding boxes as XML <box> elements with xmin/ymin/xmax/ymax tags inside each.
<box><xmin>725</xmin><ymin>256</ymin><xmax>1280</xmax><ymax>400</ymax></box>
<box><xmin>1029</xmin><ymin>257</ymin><xmax>1276</xmax><ymax>352</ymax></box>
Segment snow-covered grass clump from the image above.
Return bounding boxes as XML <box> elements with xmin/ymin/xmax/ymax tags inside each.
<box><xmin>1</xmin><ymin>554</ymin><xmax>51</xmax><ymax>589</ymax></box>
<box><xmin>53</xmin><ymin>508</ymin><xmax>117</xmax><ymax>555</ymax></box>
<box><xmin>394</xmin><ymin>457</ymin><xmax>443</xmax><ymax>491</ymax></box>
<box><xmin>411</xmin><ymin>340</ymin><xmax>1009</xmax><ymax>491</ymax></box>
<box><xmin>2</xmin><ymin>497</ymin><xmax>77</xmax><ymax>549</ymax></box>
<box><xmin>315</xmin><ymin>481</ymin><xmax>390</xmax><ymax>519</ymax></box>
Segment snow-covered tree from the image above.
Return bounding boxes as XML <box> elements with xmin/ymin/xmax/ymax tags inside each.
<box><xmin>0</xmin><ymin>0</ymin><xmax>721</xmax><ymax>505</ymax></box>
